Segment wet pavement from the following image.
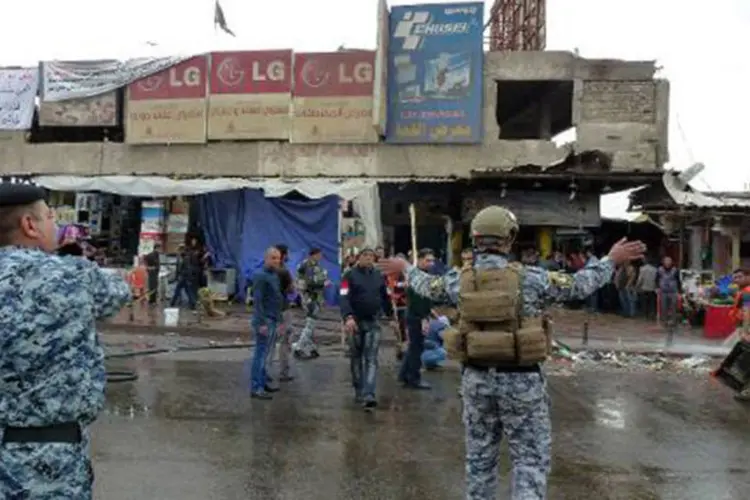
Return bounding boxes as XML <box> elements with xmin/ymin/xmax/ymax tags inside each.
<box><xmin>95</xmin><ymin>349</ymin><xmax>750</xmax><ymax>499</ymax></box>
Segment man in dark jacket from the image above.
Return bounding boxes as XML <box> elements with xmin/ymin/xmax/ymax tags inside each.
<box><xmin>399</xmin><ymin>248</ymin><xmax>436</xmax><ymax>390</ymax></box>
<box><xmin>170</xmin><ymin>244</ymin><xmax>197</xmax><ymax>309</ymax></box>
<box><xmin>340</xmin><ymin>248</ymin><xmax>393</xmax><ymax>411</ymax></box>
<box><xmin>249</xmin><ymin>247</ymin><xmax>283</xmax><ymax>400</ymax></box>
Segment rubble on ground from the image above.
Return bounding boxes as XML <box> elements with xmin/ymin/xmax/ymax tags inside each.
<box><xmin>548</xmin><ymin>341</ymin><xmax>716</xmax><ymax>375</ymax></box>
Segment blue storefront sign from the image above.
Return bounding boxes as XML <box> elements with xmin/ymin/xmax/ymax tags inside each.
<box><xmin>386</xmin><ymin>2</ymin><xmax>484</xmax><ymax>144</ymax></box>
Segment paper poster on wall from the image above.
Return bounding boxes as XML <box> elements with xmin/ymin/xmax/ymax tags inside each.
<box><xmin>0</xmin><ymin>68</ymin><xmax>39</xmax><ymax>130</ymax></box>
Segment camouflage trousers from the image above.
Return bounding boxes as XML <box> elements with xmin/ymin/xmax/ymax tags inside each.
<box><xmin>462</xmin><ymin>368</ymin><xmax>551</xmax><ymax>500</ymax></box>
<box><xmin>0</xmin><ymin>428</ymin><xmax>93</xmax><ymax>500</ymax></box>
<box><xmin>266</xmin><ymin>309</ymin><xmax>293</xmax><ymax>380</ymax></box>
<box><xmin>293</xmin><ymin>297</ymin><xmax>321</xmax><ymax>357</ymax></box>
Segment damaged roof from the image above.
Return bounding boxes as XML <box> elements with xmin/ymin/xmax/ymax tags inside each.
<box><xmin>632</xmin><ymin>171</ymin><xmax>750</xmax><ymax>210</ymax></box>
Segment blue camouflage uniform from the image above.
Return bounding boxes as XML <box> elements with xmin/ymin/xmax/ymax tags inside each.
<box><xmin>405</xmin><ymin>253</ymin><xmax>615</xmax><ymax>500</ymax></box>
<box><xmin>0</xmin><ymin>247</ymin><xmax>131</xmax><ymax>500</ymax></box>
<box><xmin>293</xmin><ymin>257</ymin><xmax>328</xmax><ymax>358</ymax></box>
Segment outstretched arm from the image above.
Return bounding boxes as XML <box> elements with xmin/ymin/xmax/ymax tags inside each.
<box><xmin>532</xmin><ymin>258</ymin><xmax>616</xmax><ymax>304</ymax></box>
<box><xmin>404</xmin><ymin>266</ymin><xmax>460</xmax><ymax>306</ymax></box>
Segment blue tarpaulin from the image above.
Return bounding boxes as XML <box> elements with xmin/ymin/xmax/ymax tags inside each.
<box><xmin>196</xmin><ymin>189</ymin><xmax>341</xmax><ymax>304</ymax></box>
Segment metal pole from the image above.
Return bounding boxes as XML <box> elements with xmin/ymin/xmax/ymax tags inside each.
<box><xmin>582</xmin><ymin>319</ymin><xmax>589</xmax><ymax>346</ymax></box>
<box><xmin>409</xmin><ymin>203</ymin><xmax>418</xmax><ymax>265</ymax></box>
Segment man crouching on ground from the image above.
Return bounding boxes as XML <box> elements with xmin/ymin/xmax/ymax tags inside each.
<box><xmin>341</xmin><ymin>248</ymin><xmax>393</xmax><ymax>411</ymax></box>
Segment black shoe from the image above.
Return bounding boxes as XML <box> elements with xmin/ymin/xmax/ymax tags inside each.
<box><xmin>404</xmin><ymin>381</ymin><xmax>431</xmax><ymax>390</ymax></box>
<box><xmin>310</xmin><ymin>350</ymin><xmax>320</xmax><ymax>359</ymax></box>
<box><xmin>251</xmin><ymin>392</ymin><xmax>273</xmax><ymax>400</ymax></box>
<box><xmin>279</xmin><ymin>375</ymin><xmax>295</xmax><ymax>383</ymax></box>
<box><xmin>363</xmin><ymin>398</ymin><xmax>377</xmax><ymax>412</ymax></box>
<box><xmin>264</xmin><ymin>385</ymin><xmax>280</xmax><ymax>393</ymax></box>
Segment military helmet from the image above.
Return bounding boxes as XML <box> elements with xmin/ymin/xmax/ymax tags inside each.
<box><xmin>470</xmin><ymin>206</ymin><xmax>519</xmax><ymax>241</ymax></box>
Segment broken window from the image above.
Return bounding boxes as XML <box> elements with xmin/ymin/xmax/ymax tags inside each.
<box><xmin>495</xmin><ymin>80</ymin><xmax>573</xmax><ymax>140</ymax></box>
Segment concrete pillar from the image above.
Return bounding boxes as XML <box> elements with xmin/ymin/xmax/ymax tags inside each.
<box><xmin>688</xmin><ymin>227</ymin><xmax>703</xmax><ymax>269</ymax></box>
<box><xmin>731</xmin><ymin>229</ymin><xmax>741</xmax><ymax>271</ymax></box>
<box><xmin>482</xmin><ymin>74</ymin><xmax>499</xmax><ymax>143</ymax></box>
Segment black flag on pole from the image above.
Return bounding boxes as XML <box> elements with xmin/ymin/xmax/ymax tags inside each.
<box><xmin>214</xmin><ymin>1</ymin><xmax>236</xmax><ymax>36</ymax></box>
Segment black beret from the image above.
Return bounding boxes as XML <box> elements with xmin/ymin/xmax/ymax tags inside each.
<box><xmin>0</xmin><ymin>183</ymin><xmax>46</xmax><ymax>209</ymax></box>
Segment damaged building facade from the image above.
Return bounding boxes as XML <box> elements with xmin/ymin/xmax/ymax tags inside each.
<box><xmin>0</xmin><ymin>51</ymin><xmax>669</xmax><ymax>259</ymax></box>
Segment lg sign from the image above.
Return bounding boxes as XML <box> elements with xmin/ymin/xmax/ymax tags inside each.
<box><xmin>217</xmin><ymin>58</ymin><xmax>287</xmax><ymax>86</ymax></box>
<box><xmin>340</xmin><ymin>62</ymin><xmax>373</xmax><ymax>84</ymax></box>
<box><xmin>138</xmin><ymin>64</ymin><xmax>202</xmax><ymax>92</ymax></box>
<box><xmin>171</xmin><ymin>65</ymin><xmax>202</xmax><ymax>87</ymax></box>
<box><xmin>301</xmin><ymin>60</ymin><xmax>373</xmax><ymax>88</ymax></box>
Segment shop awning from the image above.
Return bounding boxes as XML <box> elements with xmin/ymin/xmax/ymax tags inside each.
<box><xmin>34</xmin><ymin>175</ymin><xmax>384</xmax><ymax>248</ymax></box>
<box><xmin>32</xmin><ymin>175</ymin><xmax>374</xmax><ymax>199</ymax></box>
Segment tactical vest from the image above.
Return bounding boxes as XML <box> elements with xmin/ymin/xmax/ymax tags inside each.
<box><xmin>442</xmin><ymin>264</ymin><xmax>550</xmax><ymax>366</ymax></box>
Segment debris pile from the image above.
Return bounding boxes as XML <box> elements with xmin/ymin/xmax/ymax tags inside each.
<box><xmin>548</xmin><ymin>341</ymin><xmax>716</xmax><ymax>375</ymax></box>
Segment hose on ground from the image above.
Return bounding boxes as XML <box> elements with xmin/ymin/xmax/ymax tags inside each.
<box><xmin>104</xmin><ymin>343</ymin><xmax>254</xmax><ymax>383</ymax></box>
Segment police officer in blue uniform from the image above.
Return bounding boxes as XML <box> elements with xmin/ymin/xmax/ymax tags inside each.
<box><xmin>380</xmin><ymin>205</ymin><xmax>645</xmax><ymax>500</ymax></box>
<box><xmin>0</xmin><ymin>183</ymin><xmax>131</xmax><ymax>499</ymax></box>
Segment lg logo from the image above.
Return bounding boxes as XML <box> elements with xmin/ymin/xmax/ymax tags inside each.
<box><xmin>300</xmin><ymin>60</ymin><xmax>373</xmax><ymax>88</ymax></box>
<box><xmin>137</xmin><ymin>65</ymin><xmax>202</xmax><ymax>92</ymax></box>
<box><xmin>216</xmin><ymin>57</ymin><xmax>287</xmax><ymax>87</ymax></box>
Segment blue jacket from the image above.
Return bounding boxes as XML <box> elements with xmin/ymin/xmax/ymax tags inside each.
<box><xmin>252</xmin><ymin>267</ymin><xmax>283</xmax><ymax>324</ymax></box>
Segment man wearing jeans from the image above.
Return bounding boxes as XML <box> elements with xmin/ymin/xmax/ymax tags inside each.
<box><xmin>249</xmin><ymin>247</ymin><xmax>283</xmax><ymax>400</ymax></box>
<box><xmin>170</xmin><ymin>244</ymin><xmax>197</xmax><ymax>309</ymax></box>
<box><xmin>341</xmin><ymin>248</ymin><xmax>393</xmax><ymax>411</ymax></box>
<box><xmin>657</xmin><ymin>256</ymin><xmax>681</xmax><ymax>330</ymax></box>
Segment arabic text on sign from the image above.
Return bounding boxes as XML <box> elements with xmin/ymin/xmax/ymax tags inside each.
<box><xmin>399</xmin><ymin>109</ymin><xmax>466</xmax><ymax>119</ymax></box>
<box><xmin>394</xmin><ymin>123</ymin><xmax>426</xmax><ymax>137</ymax></box>
<box><xmin>129</xmin><ymin>109</ymin><xmax>205</xmax><ymax>121</ymax></box>
<box><xmin>210</xmin><ymin>105</ymin><xmax>288</xmax><ymax>117</ymax></box>
<box><xmin>295</xmin><ymin>107</ymin><xmax>372</xmax><ymax>119</ymax></box>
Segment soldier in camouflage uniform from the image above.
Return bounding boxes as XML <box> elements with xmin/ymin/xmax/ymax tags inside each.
<box><xmin>380</xmin><ymin>206</ymin><xmax>645</xmax><ymax>500</ymax></box>
<box><xmin>0</xmin><ymin>184</ymin><xmax>131</xmax><ymax>500</ymax></box>
<box><xmin>293</xmin><ymin>248</ymin><xmax>329</xmax><ymax>360</ymax></box>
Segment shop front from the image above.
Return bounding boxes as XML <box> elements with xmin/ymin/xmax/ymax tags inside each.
<box><xmin>34</xmin><ymin>176</ymin><xmax>383</xmax><ymax>306</ymax></box>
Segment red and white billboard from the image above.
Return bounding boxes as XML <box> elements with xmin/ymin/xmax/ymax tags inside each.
<box><xmin>291</xmin><ymin>52</ymin><xmax>378</xmax><ymax>143</ymax></box>
<box><xmin>125</xmin><ymin>56</ymin><xmax>208</xmax><ymax>144</ymax></box>
<box><xmin>208</xmin><ymin>50</ymin><xmax>293</xmax><ymax>140</ymax></box>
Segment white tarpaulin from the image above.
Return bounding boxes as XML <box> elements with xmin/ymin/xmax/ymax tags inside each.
<box><xmin>0</xmin><ymin>68</ymin><xmax>39</xmax><ymax>130</ymax></box>
<box><xmin>40</xmin><ymin>56</ymin><xmax>192</xmax><ymax>101</ymax></box>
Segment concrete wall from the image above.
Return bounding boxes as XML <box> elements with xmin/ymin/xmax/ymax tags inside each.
<box><xmin>0</xmin><ymin>51</ymin><xmax>669</xmax><ymax>178</ymax></box>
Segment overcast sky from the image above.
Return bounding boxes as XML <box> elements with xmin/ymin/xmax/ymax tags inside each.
<box><xmin>2</xmin><ymin>0</ymin><xmax>747</xmax><ymax>190</ymax></box>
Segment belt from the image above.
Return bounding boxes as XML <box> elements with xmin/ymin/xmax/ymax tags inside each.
<box><xmin>2</xmin><ymin>422</ymin><xmax>82</xmax><ymax>444</ymax></box>
<box><xmin>465</xmin><ymin>363</ymin><xmax>541</xmax><ymax>374</ymax></box>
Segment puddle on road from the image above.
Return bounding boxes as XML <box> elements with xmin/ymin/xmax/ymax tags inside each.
<box><xmin>594</xmin><ymin>396</ymin><xmax>627</xmax><ymax>430</ymax></box>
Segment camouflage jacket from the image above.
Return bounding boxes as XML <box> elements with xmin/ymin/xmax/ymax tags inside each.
<box><xmin>296</xmin><ymin>258</ymin><xmax>327</xmax><ymax>301</ymax></box>
<box><xmin>0</xmin><ymin>246</ymin><xmax>131</xmax><ymax>428</ymax></box>
<box><xmin>405</xmin><ymin>253</ymin><xmax>615</xmax><ymax>317</ymax></box>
